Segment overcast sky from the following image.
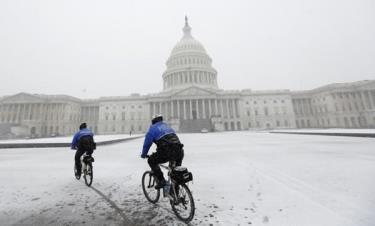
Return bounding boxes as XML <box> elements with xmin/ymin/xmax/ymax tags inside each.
<box><xmin>0</xmin><ymin>0</ymin><xmax>374</xmax><ymax>98</ymax></box>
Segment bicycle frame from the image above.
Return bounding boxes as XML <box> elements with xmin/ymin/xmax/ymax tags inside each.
<box><xmin>159</xmin><ymin>163</ymin><xmax>179</xmax><ymax>202</ymax></box>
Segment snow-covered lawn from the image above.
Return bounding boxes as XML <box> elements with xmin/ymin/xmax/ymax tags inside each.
<box><xmin>0</xmin><ymin>131</ymin><xmax>374</xmax><ymax>226</ymax></box>
<box><xmin>272</xmin><ymin>128</ymin><xmax>375</xmax><ymax>134</ymax></box>
<box><xmin>0</xmin><ymin>134</ymin><xmax>141</xmax><ymax>144</ymax></box>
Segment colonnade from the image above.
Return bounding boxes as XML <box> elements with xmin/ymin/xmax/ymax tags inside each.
<box><xmin>149</xmin><ymin>98</ymin><xmax>240</xmax><ymax>120</ymax></box>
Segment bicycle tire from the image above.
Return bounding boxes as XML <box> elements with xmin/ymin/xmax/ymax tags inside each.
<box><xmin>84</xmin><ymin>163</ymin><xmax>93</xmax><ymax>186</ymax></box>
<box><xmin>171</xmin><ymin>183</ymin><xmax>195</xmax><ymax>223</ymax></box>
<box><xmin>142</xmin><ymin>171</ymin><xmax>160</xmax><ymax>203</ymax></box>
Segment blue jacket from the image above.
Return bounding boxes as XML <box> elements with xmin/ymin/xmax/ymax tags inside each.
<box><xmin>71</xmin><ymin>128</ymin><xmax>94</xmax><ymax>150</ymax></box>
<box><xmin>141</xmin><ymin>121</ymin><xmax>176</xmax><ymax>157</ymax></box>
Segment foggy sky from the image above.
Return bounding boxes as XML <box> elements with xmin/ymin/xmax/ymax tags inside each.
<box><xmin>0</xmin><ymin>0</ymin><xmax>374</xmax><ymax>99</ymax></box>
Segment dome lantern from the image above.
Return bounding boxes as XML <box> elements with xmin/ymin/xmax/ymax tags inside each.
<box><xmin>183</xmin><ymin>15</ymin><xmax>192</xmax><ymax>38</ymax></box>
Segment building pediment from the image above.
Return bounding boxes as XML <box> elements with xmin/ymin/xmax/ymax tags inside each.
<box><xmin>1</xmin><ymin>93</ymin><xmax>44</xmax><ymax>103</ymax></box>
<box><xmin>172</xmin><ymin>86</ymin><xmax>218</xmax><ymax>97</ymax></box>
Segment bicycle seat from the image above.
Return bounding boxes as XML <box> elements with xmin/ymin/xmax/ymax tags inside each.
<box><xmin>83</xmin><ymin>156</ymin><xmax>94</xmax><ymax>163</ymax></box>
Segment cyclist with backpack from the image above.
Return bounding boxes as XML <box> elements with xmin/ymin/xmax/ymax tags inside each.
<box><xmin>141</xmin><ymin>114</ymin><xmax>184</xmax><ymax>189</ymax></box>
<box><xmin>71</xmin><ymin>123</ymin><xmax>96</xmax><ymax>178</ymax></box>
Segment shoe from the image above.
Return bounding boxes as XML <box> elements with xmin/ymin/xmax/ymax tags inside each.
<box><xmin>155</xmin><ymin>179</ymin><xmax>166</xmax><ymax>189</ymax></box>
<box><xmin>75</xmin><ymin>170</ymin><xmax>81</xmax><ymax>179</ymax></box>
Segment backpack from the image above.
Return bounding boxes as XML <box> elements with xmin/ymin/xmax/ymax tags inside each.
<box><xmin>78</xmin><ymin>135</ymin><xmax>96</xmax><ymax>151</ymax></box>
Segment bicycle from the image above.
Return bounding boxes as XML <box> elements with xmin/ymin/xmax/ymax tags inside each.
<box><xmin>74</xmin><ymin>154</ymin><xmax>94</xmax><ymax>187</ymax></box>
<box><xmin>141</xmin><ymin>157</ymin><xmax>195</xmax><ymax>223</ymax></box>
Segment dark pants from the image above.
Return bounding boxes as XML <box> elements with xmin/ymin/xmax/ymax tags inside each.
<box><xmin>148</xmin><ymin>146</ymin><xmax>184</xmax><ymax>181</ymax></box>
<box><xmin>75</xmin><ymin>148</ymin><xmax>94</xmax><ymax>173</ymax></box>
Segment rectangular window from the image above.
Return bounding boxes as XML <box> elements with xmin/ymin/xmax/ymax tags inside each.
<box><xmin>264</xmin><ymin>107</ymin><xmax>268</xmax><ymax>116</ymax></box>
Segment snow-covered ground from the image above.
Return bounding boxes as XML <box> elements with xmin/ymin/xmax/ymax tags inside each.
<box><xmin>272</xmin><ymin>128</ymin><xmax>375</xmax><ymax>134</ymax></box>
<box><xmin>0</xmin><ymin>131</ymin><xmax>374</xmax><ymax>226</ymax></box>
<box><xmin>0</xmin><ymin>134</ymin><xmax>141</xmax><ymax>144</ymax></box>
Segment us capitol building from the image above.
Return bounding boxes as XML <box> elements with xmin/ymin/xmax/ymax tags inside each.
<box><xmin>1</xmin><ymin>18</ymin><xmax>375</xmax><ymax>138</ymax></box>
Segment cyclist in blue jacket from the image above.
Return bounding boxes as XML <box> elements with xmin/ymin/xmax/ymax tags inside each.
<box><xmin>71</xmin><ymin>123</ymin><xmax>95</xmax><ymax>178</ymax></box>
<box><xmin>141</xmin><ymin>114</ymin><xmax>184</xmax><ymax>189</ymax></box>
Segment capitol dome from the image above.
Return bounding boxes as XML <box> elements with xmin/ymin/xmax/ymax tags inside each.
<box><xmin>162</xmin><ymin>16</ymin><xmax>218</xmax><ymax>91</ymax></box>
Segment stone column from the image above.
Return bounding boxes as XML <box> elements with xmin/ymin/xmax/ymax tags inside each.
<box><xmin>183</xmin><ymin>100</ymin><xmax>186</xmax><ymax>120</ymax></box>
<box><xmin>208</xmin><ymin>99</ymin><xmax>212</xmax><ymax>118</ymax></box>
<box><xmin>171</xmin><ymin>100</ymin><xmax>176</xmax><ymax>118</ymax></box>
<box><xmin>165</xmin><ymin>101</ymin><xmax>168</xmax><ymax>119</ymax></box>
<box><xmin>231</xmin><ymin>100</ymin><xmax>235</xmax><ymax>118</ymax></box>
<box><xmin>7</xmin><ymin>105</ymin><xmax>11</xmax><ymax>122</ymax></box>
<box><xmin>165</xmin><ymin>101</ymin><xmax>172</xmax><ymax>120</ymax></box>
<box><xmin>8</xmin><ymin>104</ymin><xmax>13</xmax><ymax>122</ymax></box>
<box><xmin>227</xmin><ymin>100</ymin><xmax>232</xmax><ymax>118</ymax></box>
<box><xmin>24</xmin><ymin>104</ymin><xmax>28</xmax><ymax>120</ymax></box>
<box><xmin>202</xmin><ymin>99</ymin><xmax>206</xmax><ymax>119</ymax></box>
<box><xmin>15</xmin><ymin>104</ymin><xmax>18</xmax><ymax>122</ymax></box>
<box><xmin>163</xmin><ymin>102</ymin><xmax>167</xmax><ymax>117</ymax></box>
<box><xmin>0</xmin><ymin>105</ymin><xmax>2</xmax><ymax>122</ymax></box>
<box><xmin>14</xmin><ymin>104</ymin><xmax>18</xmax><ymax>123</ymax></box>
<box><xmin>367</xmin><ymin>91</ymin><xmax>374</xmax><ymax>109</ymax></box>
<box><xmin>196</xmin><ymin>99</ymin><xmax>199</xmax><ymax>119</ymax></box>
<box><xmin>230</xmin><ymin>100</ymin><xmax>234</xmax><ymax>118</ymax></box>
<box><xmin>220</xmin><ymin>100</ymin><xmax>224</xmax><ymax>118</ymax></box>
<box><xmin>9</xmin><ymin>104</ymin><xmax>13</xmax><ymax>122</ymax></box>
<box><xmin>366</xmin><ymin>91</ymin><xmax>373</xmax><ymax>109</ymax></box>
<box><xmin>177</xmin><ymin>100</ymin><xmax>180</xmax><ymax>119</ymax></box>
<box><xmin>150</xmin><ymin>102</ymin><xmax>154</xmax><ymax>118</ymax></box>
<box><xmin>189</xmin><ymin>99</ymin><xmax>193</xmax><ymax>119</ymax></box>
<box><xmin>0</xmin><ymin>105</ymin><xmax>3</xmax><ymax>122</ymax></box>
<box><xmin>29</xmin><ymin>104</ymin><xmax>33</xmax><ymax>120</ymax></box>
<box><xmin>157</xmin><ymin>102</ymin><xmax>161</xmax><ymax>114</ymax></box>
<box><xmin>33</xmin><ymin>104</ymin><xmax>37</xmax><ymax>120</ymax></box>
<box><xmin>234</xmin><ymin>99</ymin><xmax>237</xmax><ymax>118</ymax></box>
<box><xmin>8</xmin><ymin>104</ymin><xmax>12</xmax><ymax>122</ymax></box>
<box><xmin>215</xmin><ymin>99</ymin><xmax>219</xmax><ymax>116</ymax></box>
<box><xmin>226</xmin><ymin>100</ymin><xmax>230</xmax><ymax>118</ymax></box>
<box><xmin>371</xmin><ymin>90</ymin><xmax>375</xmax><ymax>107</ymax></box>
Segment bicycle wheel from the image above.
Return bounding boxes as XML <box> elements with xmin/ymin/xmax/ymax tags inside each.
<box><xmin>171</xmin><ymin>183</ymin><xmax>195</xmax><ymax>223</ymax></box>
<box><xmin>142</xmin><ymin>171</ymin><xmax>160</xmax><ymax>203</ymax></box>
<box><xmin>84</xmin><ymin>163</ymin><xmax>93</xmax><ymax>187</ymax></box>
<box><xmin>74</xmin><ymin>164</ymin><xmax>80</xmax><ymax>180</ymax></box>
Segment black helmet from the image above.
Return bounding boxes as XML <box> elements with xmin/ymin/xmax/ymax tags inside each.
<box><xmin>151</xmin><ymin>114</ymin><xmax>163</xmax><ymax>125</ymax></box>
<box><xmin>79</xmin><ymin>123</ymin><xmax>87</xmax><ymax>130</ymax></box>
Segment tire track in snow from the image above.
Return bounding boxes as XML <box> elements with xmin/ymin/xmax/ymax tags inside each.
<box><xmin>89</xmin><ymin>184</ymin><xmax>134</xmax><ymax>226</ymax></box>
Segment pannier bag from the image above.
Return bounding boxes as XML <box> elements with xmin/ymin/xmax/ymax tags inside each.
<box><xmin>171</xmin><ymin>166</ymin><xmax>193</xmax><ymax>184</ymax></box>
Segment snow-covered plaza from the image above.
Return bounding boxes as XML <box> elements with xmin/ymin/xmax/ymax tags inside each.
<box><xmin>0</xmin><ymin>131</ymin><xmax>374</xmax><ymax>226</ymax></box>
